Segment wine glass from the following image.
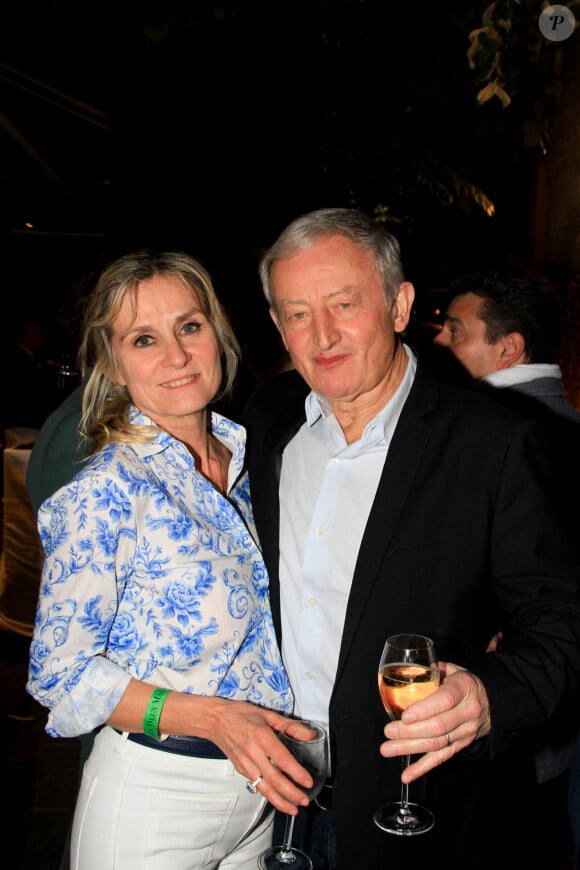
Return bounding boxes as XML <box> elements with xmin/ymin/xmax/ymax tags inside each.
<box><xmin>374</xmin><ymin>633</ymin><xmax>440</xmax><ymax>836</ymax></box>
<box><xmin>258</xmin><ymin>718</ymin><xmax>329</xmax><ymax>870</ymax></box>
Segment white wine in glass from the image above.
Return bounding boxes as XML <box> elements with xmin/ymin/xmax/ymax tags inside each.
<box><xmin>374</xmin><ymin>633</ymin><xmax>440</xmax><ymax>836</ymax></box>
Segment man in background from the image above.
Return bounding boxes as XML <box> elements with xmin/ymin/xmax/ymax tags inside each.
<box><xmin>433</xmin><ymin>268</ymin><xmax>578</xmax><ymax>419</ymax></box>
<box><xmin>434</xmin><ymin>267</ymin><xmax>580</xmax><ymax>867</ymax></box>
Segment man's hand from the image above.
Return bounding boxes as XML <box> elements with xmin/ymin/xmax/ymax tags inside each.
<box><xmin>380</xmin><ymin>662</ymin><xmax>491</xmax><ymax>782</ymax></box>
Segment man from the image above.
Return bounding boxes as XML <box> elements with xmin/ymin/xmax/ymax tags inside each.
<box><xmin>243</xmin><ymin>208</ymin><xmax>580</xmax><ymax>869</ymax></box>
<box><xmin>434</xmin><ymin>268</ymin><xmax>580</xmax><ymax>866</ymax></box>
<box><xmin>432</xmin><ymin>268</ymin><xmax>578</xmax><ymax>419</ymax></box>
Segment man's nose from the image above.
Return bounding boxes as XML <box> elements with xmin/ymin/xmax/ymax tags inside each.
<box><xmin>312</xmin><ymin>311</ymin><xmax>339</xmax><ymax>348</ymax></box>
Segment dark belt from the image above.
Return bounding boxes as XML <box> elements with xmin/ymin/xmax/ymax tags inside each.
<box><xmin>115</xmin><ymin>729</ymin><xmax>226</xmax><ymax>759</ymax></box>
<box><xmin>314</xmin><ymin>779</ymin><xmax>333</xmax><ymax>812</ymax></box>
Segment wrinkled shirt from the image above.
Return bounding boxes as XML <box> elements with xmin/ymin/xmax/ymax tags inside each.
<box><xmin>27</xmin><ymin>408</ymin><xmax>293</xmax><ymax>737</ymax></box>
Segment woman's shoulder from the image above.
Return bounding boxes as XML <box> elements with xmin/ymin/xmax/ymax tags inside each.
<box><xmin>46</xmin><ymin>441</ymin><xmax>143</xmax><ymax>498</ymax></box>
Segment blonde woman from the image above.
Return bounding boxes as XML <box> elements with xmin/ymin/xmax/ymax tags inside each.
<box><xmin>27</xmin><ymin>250</ymin><xmax>313</xmax><ymax>869</ymax></box>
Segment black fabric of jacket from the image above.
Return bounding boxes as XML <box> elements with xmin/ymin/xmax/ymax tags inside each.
<box><xmin>243</xmin><ymin>364</ymin><xmax>580</xmax><ymax>870</ymax></box>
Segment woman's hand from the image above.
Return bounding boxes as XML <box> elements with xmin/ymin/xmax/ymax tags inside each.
<box><xmin>107</xmin><ymin>680</ymin><xmax>314</xmax><ymax>814</ymax></box>
<box><xmin>206</xmin><ymin>701</ymin><xmax>315</xmax><ymax>814</ymax></box>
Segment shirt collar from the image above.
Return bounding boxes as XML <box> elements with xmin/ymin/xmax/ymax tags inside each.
<box><xmin>127</xmin><ymin>406</ymin><xmax>247</xmax><ymax>473</ymax></box>
<box><xmin>483</xmin><ymin>363</ymin><xmax>562</xmax><ymax>389</ymax></box>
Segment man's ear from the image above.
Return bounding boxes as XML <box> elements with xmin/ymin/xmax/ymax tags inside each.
<box><xmin>392</xmin><ymin>281</ymin><xmax>415</xmax><ymax>334</ymax></box>
<box><xmin>269</xmin><ymin>307</ymin><xmax>289</xmax><ymax>351</ymax></box>
<box><xmin>499</xmin><ymin>331</ymin><xmax>526</xmax><ymax>368</ymax></box>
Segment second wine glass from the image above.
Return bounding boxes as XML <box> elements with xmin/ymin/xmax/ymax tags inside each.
<box><xmin>374</xmin><ymin>633</ymin><xmax>440</xmax><ymax>836</ymax></box>
<box><xmin>258</xmin><ymin>718</ymin><xmax>328</xmax><ymax>870</ymax></box>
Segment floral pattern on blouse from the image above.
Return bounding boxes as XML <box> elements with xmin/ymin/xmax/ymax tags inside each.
<box><xmin>27</xmin><ymin>409</ymin><xmax>293</xmax><ymax>737</ymax></box>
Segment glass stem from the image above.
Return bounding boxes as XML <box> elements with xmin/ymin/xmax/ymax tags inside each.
<box><xmin>400</xmin><ymin>754</ymin><xmax>411</xmax><ymax>811</ymax></box>
<box><xmin>277</xmin><ymin>813</ymin><xmax>297</xmax><ymax>862</ymax></box>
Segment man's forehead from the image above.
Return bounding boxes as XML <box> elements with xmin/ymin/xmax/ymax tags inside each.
<box><xmin>448</xmin><ymin>293</ymin><xmax>484</xmax><ymax>318</ymax></box>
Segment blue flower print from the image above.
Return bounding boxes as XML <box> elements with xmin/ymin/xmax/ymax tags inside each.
<box><xmin>78</xmin><ymin>596</ymin><xmax>118</xmax><ymax>647</ymax></box>
<box><xmin>147</xmin><ymin>511</ymin><xmax>194</xmax><ymax>541</ymax></box>
<box><xmin>228</xmin><ymin>585</ymin><xmax>251</xmax><ymax>619</ymax></box>
<box><xmin>38</xmin><ymin>598</ymin><xmax>77</xmax><ymax>648</ymax></box>
<box><xmin>218</xmin><ymin>669</ymin><xmax>241</xmax><ymax>698</ymax></box>
<box><xmin>262</xmin><ymin>660</ymin><xmax>292</xmax><ymax>697</ymax></box>
<box><xmin>170</xmin><ymin>619</ymin><xmax>219</xmax><ymax>665</ymax></box>
<box><xmin>94</xmin><ymin>517</ymin><xmax>133</xmax><ymax>558</ymax></box>
<box><xmin>132</xmin><ymin>538</ymin><xmax>171</xmax><ymax>579</ymax></box>
<box><xmin>157</xmin><ymin>564</ymin><xmax>218</xmax><ymax>627</ymax></box>
<box><xmin>26</xmin><ymin>411</ymin><xmax>294</xmax><ymax>737</ymax></box>
<box><xmin>28</xmin><ymin>637</ymin><xmax>51</xmax><ymax>678</ymax></box>
<box><xmin>109</xmin><ymin>611</ymin><xmax>141</xmax><ymax>651</ymax></box>
<box><xmin>251</xmin><ymin>561</ymin><xmax>270</xmax><ymax>599</ymax></box>
<box><xmin>92</xmin><ymin>479</ymin><xmax>133</xmax><ymax>523</ymax></box>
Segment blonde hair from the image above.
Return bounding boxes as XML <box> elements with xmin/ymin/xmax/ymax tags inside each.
<box><xmin>77</xmin><ymin>250</ymin><xmax>240</xmax><ymax>454</ymax></box>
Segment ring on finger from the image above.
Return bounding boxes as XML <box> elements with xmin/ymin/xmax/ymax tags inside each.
<box><xmin>246</xmin><ymin>775</ymin><xmax>263</xmax><ymax>794</ymax></box>
<box><xmin>445</xmin><ymin>731</ymin><xmax>451</xmax><ymax>747</ymax></box>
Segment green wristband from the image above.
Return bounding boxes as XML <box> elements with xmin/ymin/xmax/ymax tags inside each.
<box><xmin>143</xmin><ymin>688</ymin><xmax>170</xmax><ymax>740</ymax></box>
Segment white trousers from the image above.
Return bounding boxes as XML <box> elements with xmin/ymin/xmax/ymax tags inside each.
<box><xmin>70</xmin><ymin>726</ymin><xmax>273</xmax><ymax>869</ymax></box>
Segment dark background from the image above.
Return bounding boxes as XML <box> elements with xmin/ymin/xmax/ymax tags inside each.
<box><xmin>1</xmin><ymin>1</ymin><xmax>578</xmax><ymax>366</ymax></box>
<box><xmin>1</xmin><ymin>8</ymin><xmax>578</xmax><ymax>866</ymax></box>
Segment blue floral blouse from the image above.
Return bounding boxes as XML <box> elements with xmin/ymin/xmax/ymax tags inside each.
<box><xmin>27</xmin><ymin>408</ymin><xmax>293</xmax><ymax>738</ymax></box>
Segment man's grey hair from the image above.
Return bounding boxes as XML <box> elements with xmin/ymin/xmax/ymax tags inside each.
<box><xmin>258</xmin><ymin>207</ymin><xmax>405</xmax><ymax>310</ymax></box>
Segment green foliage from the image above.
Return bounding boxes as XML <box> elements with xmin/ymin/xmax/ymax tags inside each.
<box><xmin>467</xmin><ymin>0</ymin><xmax>580</xmax><ymax>150</ymax></box>
<box><xmin>122</xmin><ymin>1</ymin><xmax>579</xmax><ymax>239</ymax></box>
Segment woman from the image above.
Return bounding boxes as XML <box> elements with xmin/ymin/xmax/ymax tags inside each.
<box><xmin>27</xmin><ymin>251</ymin><xmax>312</xmax><ymax>869</ymax></box>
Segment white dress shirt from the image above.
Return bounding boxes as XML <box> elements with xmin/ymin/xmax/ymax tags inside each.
<box><xmin>278</xmin><ymin>345</ymin><xmax>417</xmax><ymax>732</ymax></box>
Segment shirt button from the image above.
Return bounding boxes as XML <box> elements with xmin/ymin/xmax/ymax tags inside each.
<box><xmin>315</xmin><ymin>526</ymin><xmax>324</xmax><ymax>536</ymax></box>
<box><xmin>308</xmin><ymin>598</ymin><xmax>317</xmax><ymax>607</ymax></box>
<box><xmin>305</xmin><ymin>671</ymin><xmax>314</xmax><ymax>680</ymax></box>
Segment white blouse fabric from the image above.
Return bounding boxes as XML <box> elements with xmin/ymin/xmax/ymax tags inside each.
<box><xmin>27</xmin><ymin>408</ymin><xmax>293</xmax><ymax>737</ymax></box>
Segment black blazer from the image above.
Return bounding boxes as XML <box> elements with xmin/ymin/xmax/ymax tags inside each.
<box><xmin>244</xmin><ymin>364</ymin><xmax>580</xmax><ymax>869</ymax></box>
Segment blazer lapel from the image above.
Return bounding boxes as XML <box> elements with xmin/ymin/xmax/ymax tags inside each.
<box><xmin>334</xmin><ymin>372</ymin><xmax>438</xmax><ymax>682</ymax></box>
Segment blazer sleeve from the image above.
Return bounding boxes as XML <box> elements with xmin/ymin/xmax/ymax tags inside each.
<box><xmin>455</xmin><ymin>416</ymin><xmax>580</xmax><ymax>757</ymax></box>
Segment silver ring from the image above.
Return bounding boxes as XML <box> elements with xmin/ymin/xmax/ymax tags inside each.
<box><xmin>246</xmin><ymin>775</ymin><xmax>263</xmax><ymax>794</ymax></box>
<box><xmin>445</xmin><ymin>732</ymin><xmax>451</xmax><ymax>747</ymax></box>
